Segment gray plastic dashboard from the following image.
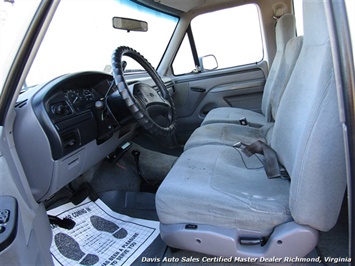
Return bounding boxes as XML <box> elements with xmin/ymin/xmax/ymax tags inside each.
<box><xmin>13</xmin><ymin>71</ymin><xmax>138</xmax><ymax>202</ymax></box>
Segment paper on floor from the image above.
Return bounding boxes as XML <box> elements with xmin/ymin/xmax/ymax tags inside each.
<box><xmin>47</xmin><ymin>198</ymin><xmax>160</xmax><ymax>266</ymax></box>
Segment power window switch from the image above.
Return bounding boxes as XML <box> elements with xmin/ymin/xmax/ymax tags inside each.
<box><xmin>0</xmin><ymin>210</ymin><xmax>10</xmax><ymax>224</ymax></box>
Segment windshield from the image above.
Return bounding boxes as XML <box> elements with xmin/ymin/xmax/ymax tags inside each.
<box><xmin>25</xmin><ymin>0</ymin><xmax>178</xmax><ymax>88</ymax></box>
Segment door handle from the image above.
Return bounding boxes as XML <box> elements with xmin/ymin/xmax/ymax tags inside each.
<box><xmin>190</xmin><ymin>87</ymin><xmax>206</xmax><ymax>93</ymax></box>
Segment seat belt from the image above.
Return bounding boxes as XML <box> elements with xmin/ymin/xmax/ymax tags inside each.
<box><xmin>234</xmin><ymin>140</ymin><xmax>282</xmax><ymax>179</ymax></box>
<box><xmin>239</xmin><ymin>117</ymin><xmax>248</xmax><ymax>126</ymax></box>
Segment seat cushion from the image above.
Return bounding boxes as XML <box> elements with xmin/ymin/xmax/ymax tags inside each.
<box><xmin>201</xmin><ymin>107</ymin><xmax>265</xmax><ymax>126</ymax></box>
<box><xmin>156</xmin><ymin>145</ymin><xmax>292</xmax><ymax>235</ymax></box>
<box><xmin>184</xmin><ymin>122</ymin><xmax>272</xmax><ymax>151</ymax></box>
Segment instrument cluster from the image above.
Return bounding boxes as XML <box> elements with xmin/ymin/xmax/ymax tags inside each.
<box><xmin>62</xmin><ymin>88</ymin><xmax>95</xmax><ymax>112</ymax></box>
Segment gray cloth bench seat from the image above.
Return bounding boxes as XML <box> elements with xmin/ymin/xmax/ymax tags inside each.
<box><xmin>156</xmin><ymin>0</ymin><xmax>346</xmax><ymax>258</ymax></box>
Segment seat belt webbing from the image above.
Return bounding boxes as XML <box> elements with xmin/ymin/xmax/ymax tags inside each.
<box><xmin>238</xmin><ymin>140</ymin><xmax>281</xmax><ymax>179</ymax></box>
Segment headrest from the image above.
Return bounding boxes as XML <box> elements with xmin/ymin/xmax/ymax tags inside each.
<box><xmin>303</xmin><ymin>0</ymin><xmax>329</xmax><ymax>45</ymax></box>
<box><xmin>276</xmin><ymin>14</ymin><xmax>296</xmax><ymax>51</ymax></box>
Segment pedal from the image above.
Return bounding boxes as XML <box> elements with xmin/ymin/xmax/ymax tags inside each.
<box><xmin>70</xmin><ymin>183</ymin><xmax>98</xmax><ymax>205</ymax></box>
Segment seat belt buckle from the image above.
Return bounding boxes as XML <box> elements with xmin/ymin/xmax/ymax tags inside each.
<box><xmin>239</xmin><ymin>117</ymin><xmax>248</xmax><ymax>126</ymax></box>
<box><xmin>233</xmin><ymin>141</ymin><xmax>248</xmax><ymax>149</ymax></box>
<box><xmin>280</xmin><ymin>167</ymin><xmax>290</xmax><ymax>180</ymax></box>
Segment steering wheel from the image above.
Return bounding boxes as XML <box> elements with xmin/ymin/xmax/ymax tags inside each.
<box><xmin>112</xmin><ymin>46</ymin><xmax>176</xmax><ymax>136</ymax></box>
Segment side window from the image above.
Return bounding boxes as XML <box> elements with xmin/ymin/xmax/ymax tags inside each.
<box><xmin>172</xmin><ymin>33</ymin><xmax>196</xmax><ymax>75</ymax></box>
<box><xmin>172</xmin><ymin>4</ymin><xmax>263</xmax><ymax>75</ymax></box>
<box><xmin>293</xmin><ymin>0</ymin><xmax>304</xmax><ymax>36</ymax></box>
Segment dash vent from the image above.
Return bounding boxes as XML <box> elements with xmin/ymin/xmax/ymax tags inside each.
<box><xmin>60</xmin><ymin>131</ymin><xmax>80</xmax><ymax>150</ymax></box>
<box><xmin>165</xmin><ymin>81</ymin><xmax>174</xmax><ymax>88</ymax></box>
<box><xmin>15</xmin><ymin>99</ymin><xmax>28</xmax><ymax>108</ymax></box>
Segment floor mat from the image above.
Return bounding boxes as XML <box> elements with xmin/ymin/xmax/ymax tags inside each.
<box><xmin>48</xmin><ymin>198</ymin><xmax>160</xmax><ymax>266</ymax></box>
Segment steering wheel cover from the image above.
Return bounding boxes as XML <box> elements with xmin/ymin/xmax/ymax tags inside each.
<box><xmin>112</xmin><ymin>46</ymin><xmax>176</xmax><ymax>136</ymax></box>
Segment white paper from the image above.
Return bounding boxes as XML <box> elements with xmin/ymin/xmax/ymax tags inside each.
<box><xmin>48</xmin><ymin>198</ymin><xmax>160</xmax><ymax>266</ymax></box>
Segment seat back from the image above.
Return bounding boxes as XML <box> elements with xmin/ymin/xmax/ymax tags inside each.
<box><xmin>271</xmin><ymin>0</ymin><xmax>346</xmax><ymax>231</ymax></box>
<box><xmin>268</xmin><ymin>36</ymin><xmax>303</xmax><ymax>121</ymax></box>
<box><xmin>261</xmin><ymin>14</ymin><xmax>296</xmax><ymax>119</ymax></box>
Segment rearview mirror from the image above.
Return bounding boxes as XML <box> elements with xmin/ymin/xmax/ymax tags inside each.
<box><xmin>112</xmin><ymin>17</ymin><xmax>148</xmax><ymax>32</ymax></box>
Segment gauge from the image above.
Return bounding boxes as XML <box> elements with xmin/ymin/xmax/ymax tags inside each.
<box><xmin>63</xmin><ymin>89</ymin><xmax>82</xmax><ymax>106</ymax></box>
<box><xmin>83</xmin><ymin>89</ymin><xmax>94</xmax><ymax>101</ymax></box>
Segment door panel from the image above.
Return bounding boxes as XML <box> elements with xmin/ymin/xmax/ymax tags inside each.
<box><xmin>0</xmin><ymin>145</ymin><xmax>53</xmax><ymax>266</ymax></box>
<box><xmin>171</xmin><ymin>61</ymin><xmax>267</xmax><ymax>143</ymax></box>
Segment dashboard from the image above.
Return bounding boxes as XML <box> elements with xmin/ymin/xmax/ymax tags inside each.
<box><xmin>33</xmin><ymin>72</ymin><xmax>134</xmax><ymax>160</ymax></box>
<box><xmin>14</xmin><ymin>72</ymin><xmax>137</xmax><ymax>202</ymax></box>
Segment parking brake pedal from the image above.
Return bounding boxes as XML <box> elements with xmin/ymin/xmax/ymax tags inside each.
<box><xmin>70</xmin><ymin>182</ymin><xmax>99</xmax><ymax>205</ymax></box>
